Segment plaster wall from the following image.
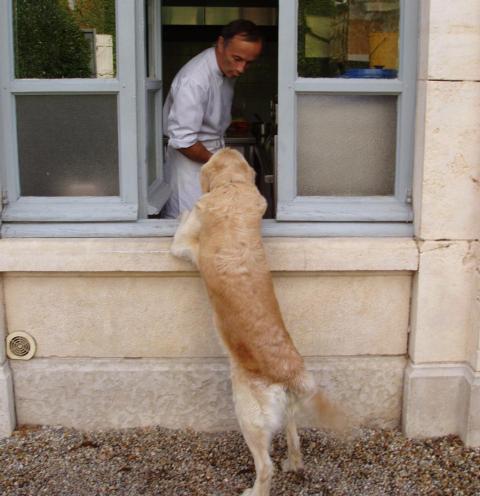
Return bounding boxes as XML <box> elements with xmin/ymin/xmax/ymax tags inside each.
<box><xmin>0</xmin><ymin>280</ymin><xmax>15</xmax><ymax>437</ymax></box>
<box><xmin>3</xmin><ymin>272</ymin><xmax>411</xmax><ymax>359</ymax></box>
<box><xmin>1</xmin><ymin>0</ymin><xmax>479</xmax><ymax>444</ymax></box>
<box><xmin>417</xmin><ymin>0</ymin><xmax>480</xmax><ymax>82</ymax></box>
<box><xmin>0</xmin><ymin>237</ymin><xmax>416</xmax><ymax>431</ymax></box>
<box><xmin>410</xmin><ymin>0</ymin><xmax>480</xmax><ymax>367</ymax></box>
<box><xmin>404</xmin><ymin>0</ymin><xmax>480</xmax><ymax>445</ymax></box>
<box><xmin>414</xmin><ymin>81</ymin><xmax>480</xmax><ymax>240</ymax></box>
<box><xmin>414</xmin><ymin>0</ymin><xmax>480</xmax><ymax>240</ymax></box>
<box><xmin>409</xmin><ymin>240</ymin><xmax>477</xmax><ymax>364</ymax></box>
<box><xmin>11</xmin><ymin>357</ymin><xmax>406</xmax><ymax>432</ymax></box>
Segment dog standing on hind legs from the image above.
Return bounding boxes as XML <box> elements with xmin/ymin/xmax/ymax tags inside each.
<box><xmin>170</xmin><ymin>148</ymin><xmax>346</xmax><ymax>496</ymax></box>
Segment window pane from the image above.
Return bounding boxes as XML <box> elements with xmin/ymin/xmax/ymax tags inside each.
<box><xmin>297</xmin><ymin>94</ymin><xmax>396</xmax><ymax>196</ymax></box>
<box><xmin>146</xmin><ymin>0</ymin><xmax>155</xmax><ymax>79</ymax></box>
<box><xmin>147</xmin><ymin>91</ymin><xmax>159</xmax><ymax>186</ymax></box>
<box><xmin>162</xmin><ymin>7</ymin><xmax>203</xmax><ymax>25</ymax></box>
<box><xmin>298</xmin><ymin>0</ymin><xmax>399</xmax><ymax>78</ymax></box>
<box><xmin>14</xmin><ymin>0</ymin><xmax>116</xmax><ymax>79</ymax></box>
<box><xmin>205</xmin><ymin>7</ymin><xmax>240</xmax><ymax>25</ymax></box>
<box><xmin>16</xmin><ymin>95</ymin><xmax>119</xmax><ymax>196</ymax></box>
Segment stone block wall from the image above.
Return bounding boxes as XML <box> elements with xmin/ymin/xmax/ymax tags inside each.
<box><xmin>404</xmin><ymin>0</ymin><xmax>480</xmax><ymax>446</ymax></box>
<box><xmin>0</xmin><ymin>238</ymin><xmax>417</xmax><ymax>432</ymax></box>
<box><xmin>1</xmin><ymin>1</ymin><xmax>479</xmax><ymax>446</ymax></box>
<box><xmin>0</xmin><ymin>283</ymin><xmax>15</xmax><ymax>437</ymax></box>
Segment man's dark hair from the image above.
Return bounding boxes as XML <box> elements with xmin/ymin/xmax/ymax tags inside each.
<box><xmin>221</xmin><ymin>19</ymin><xmax>263</xmax><ymax>45</ymax></box>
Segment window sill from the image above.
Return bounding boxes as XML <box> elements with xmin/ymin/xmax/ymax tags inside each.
<box><xmin>1</xmin><ymin>218</ymin><xmax>414</xmax><ymax>239</ymax></box>
<box><xmin>0</xmin><ymin>236</ymin><xmax>418</xmax><ymax>273</ymax></box>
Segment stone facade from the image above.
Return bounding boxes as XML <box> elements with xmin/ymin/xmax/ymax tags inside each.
<box><xmin>0</xmin><ymin>238</ymin><xmax>416</xmax><ymax>434</ymax></box>
<box><xmin>3</xmin><ymin>271</ymin><xmax>411</xmax><ymax>358</ymax></box>
<box><xmin>0</xmin><ymin>1</ymin><xmax>479</xmax><ymax>446</ymax></box>
<box><xmin>10</xmin><ymin>356</ymin><xmax>406</xmax><ymax>432</ymax></box>
<box><xmin>0</xmin><ymin>286</ymin><xmax>15</xmax><ymax>437</ymax></box>
<box><xmin>404</xmin><ymin>0</ymin><xmax>480</xmax><ymax>446</ymax></box>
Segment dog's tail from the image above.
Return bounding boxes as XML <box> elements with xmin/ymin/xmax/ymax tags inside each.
<box><xmin>309</xmin><ymin>390</ymin><xmax>352</xmax><ymax>434</ymax></box>
<box><xmin>288</xmin><ymin>370</ymin><xmax>351</xmax><ymax>435</ymax></box>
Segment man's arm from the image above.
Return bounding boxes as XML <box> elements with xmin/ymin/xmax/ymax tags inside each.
<box><xmin>178</xmin><ymin>142</ymin><xmax>213</xmax><ymax>164</ymax></box>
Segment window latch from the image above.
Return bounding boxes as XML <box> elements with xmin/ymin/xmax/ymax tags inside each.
<box><xmin>1</xmin><ymin>190</ymin><xmax>9</xmax><ymax>207</ymax></box>
<box><xmin>405</xmin><ymin>189</ymin><xmax>412</xmax><ymax>204</ymax></box>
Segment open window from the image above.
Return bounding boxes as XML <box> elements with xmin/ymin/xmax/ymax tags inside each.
<box><xmin>158</xmin><ymin>0</ymin><xmax>278</xmax><ymax>219</ymax></box>
<box><xmin>0</xmin><ymin>0</ymin><xmax>418</xmax><ymax>236</ymax></box>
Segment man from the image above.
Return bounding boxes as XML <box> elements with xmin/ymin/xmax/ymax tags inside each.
<box><xmin>161</xmin><ymin>19</ymin><xmax>263</xmax><ymax>219</ymax></box>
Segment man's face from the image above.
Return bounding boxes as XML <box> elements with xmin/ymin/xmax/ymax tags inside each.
<box><xmin>215</xmin><ymin>35</ymin><xmax>263</xmax><ymax>79</ymax></box>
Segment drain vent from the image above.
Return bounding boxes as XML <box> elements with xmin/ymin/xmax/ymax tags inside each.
<box><xmin>6</xmin><ymin>331</ymin><xmax>36</xmax><ymax>360</ymax></box>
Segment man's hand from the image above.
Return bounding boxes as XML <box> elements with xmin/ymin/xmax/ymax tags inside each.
<box><xmin>179</xmin><ymin>142</ymin><xmax>213</xmax><ymax>164</ymax></box>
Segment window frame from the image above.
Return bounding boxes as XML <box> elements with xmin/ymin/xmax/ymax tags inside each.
<box><xmin>0</xmin><ymin>0</ymin><xmax>418</xmax><ymax>238</ymax></box>
<box><xmin>0</xmin><ymin>0</ymin><xmax>138</xmax><ymax>222</ymax></box>
<box><xmin>276</xmin><ymin>0</ymin><xmax>418</xmax><ymax>223</ymax></box>
<box><xmin>142</xmin><ymin>0</ymin><xmax>171</xmax><ymax>217</ymax></box>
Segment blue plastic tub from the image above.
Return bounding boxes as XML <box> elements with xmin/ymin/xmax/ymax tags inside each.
<box><xmin>341</xmin><ymin>68</ymin><xmax>398</xmax><ymax>79</ymax></box>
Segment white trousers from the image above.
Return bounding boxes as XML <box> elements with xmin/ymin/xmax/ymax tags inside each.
<box><xmin>162</xmin><ymin>139</ymin><xmax>224</xmax><ymax>219</ymax></box>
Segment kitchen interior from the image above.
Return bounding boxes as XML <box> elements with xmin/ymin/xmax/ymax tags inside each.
<box><xmin>159</xmin><ymin>0</ymin><xmax>400</xmax><ymax>216</ymax></box>
<box><xmin>161</xmin><ymin>0</ymin><xmax>279</xmax><ymax>218</ymax></box>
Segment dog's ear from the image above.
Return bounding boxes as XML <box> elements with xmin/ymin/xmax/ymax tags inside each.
<box><xmin>200</xmin><ymin>155</ymin><xmax>221</xmax><ymax>193</ymax></box>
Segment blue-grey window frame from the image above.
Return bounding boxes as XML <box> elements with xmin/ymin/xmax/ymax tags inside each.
<box><xmin>276</xmin><ymin>0</ymin><xmax>418</xmax><ymax>223</ymax></box>
<box><xmin>0</xmin><ymin>0</ymin><xmax>418</xmax><ymax>237</ymax></box>
<box><xmin>0</xmin><ymin>0</ymin><xmax>139</xmax><ymax>222</ymax></box>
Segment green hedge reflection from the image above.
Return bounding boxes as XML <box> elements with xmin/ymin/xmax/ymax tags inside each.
<box><xmin>14</xmin><ymin>0</ymin><xmax>115</xmax><ymax>79</ymax></box>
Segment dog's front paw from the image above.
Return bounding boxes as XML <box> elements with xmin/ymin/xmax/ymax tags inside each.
<box><xmin>170</xmin><ymin>242</ymin><xmax>190</xmax><ymax>261</ymax></box>
<box><xmin>177</xmin><ymin>210</ymin><xmax>190</xmax><ymax>225</ymax></box>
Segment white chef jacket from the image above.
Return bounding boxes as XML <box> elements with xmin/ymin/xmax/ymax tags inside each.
<box><xmin>162</xmin><ymin>47</ymin><xmax>235</xmax><ymax>218</ymax></box>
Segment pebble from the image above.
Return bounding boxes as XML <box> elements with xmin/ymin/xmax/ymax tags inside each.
<box><xmin>0</xmin><ymin>425</ymin><xmax>479</xmax><ymax>495</ymax></box>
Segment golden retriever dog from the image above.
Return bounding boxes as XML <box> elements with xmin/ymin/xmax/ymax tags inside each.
<box><xmin>170</xmin><ymin>148</ymin><xmax>343</xmax><ymax>496</ymax></box>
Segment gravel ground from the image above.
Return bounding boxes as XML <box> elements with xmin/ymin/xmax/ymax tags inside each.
<box><xmin>1</xmin><ymin>425</ymin><xmax>479</xmax><ymax>496</ymax></box>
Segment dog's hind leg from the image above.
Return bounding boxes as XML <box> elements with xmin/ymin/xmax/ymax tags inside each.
<box><xmin>232</xmin><ymin>370</ymin><xmax>285</xmax><ymax>496</ymax></box>
<box><xmin>239</xmin><ymin>425</ymin><xmax>273</xmax><ymax>496</ymax></box>
<box><xmin>281</xmin><ymin>392</ymin><xmax>304</xmax><ymax>473</ymax></box>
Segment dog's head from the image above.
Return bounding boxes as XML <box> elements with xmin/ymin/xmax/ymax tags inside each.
<box><xmin>200</xmin><ymin>148</ymin><xmax>256</xmax><ymax>193</ymax></box>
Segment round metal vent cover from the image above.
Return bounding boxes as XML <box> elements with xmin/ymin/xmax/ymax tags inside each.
<box><xmin>6</xmin><ymin>331</ymin><xmax>36</xmax><ymax>360</ymax></box>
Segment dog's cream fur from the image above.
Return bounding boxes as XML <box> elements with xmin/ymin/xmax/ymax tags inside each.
<box><xmin>170</xmin><ymin>148</ymin><xmax>343</xmax><ymax>496</ymax></box>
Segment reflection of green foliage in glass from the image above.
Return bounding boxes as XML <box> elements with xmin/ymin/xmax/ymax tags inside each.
<box><xmin>298</xmin><ymin>0</ymin><xmax>339</xmax><ymax>77</ymax></box>
<box><xmin>303</xmin><ymin>0</ymin><xmax>337</xmax><ymax>17</ymax></box>
<box><xmin>72</xmin><ymin>0</ymin><xmax>116</xmax><ymax>71</ymax></box>
<box><xmin>14</xmin><ymin>0</ymin><xmax>91</xmax><ymax>78</ymax></box>
<box><xmin>72</xmin><ymin>0</ymin><xmax>115</xmax><ymax>34</ymax></box>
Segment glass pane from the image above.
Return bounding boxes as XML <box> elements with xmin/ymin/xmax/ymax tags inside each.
<box><xmin>146</xmin><ymin>0</ymin><xmax>155</xmax><ymax>79</ymax></box>
<box><xmin>162</xmin><ymin>7</ymin><xmax>276</xmax><ymax>26</ymax></box>
<box><xmin>147</xmin><ymin>91</ymin><xmax>159</xmax><ymax>186</ymax></box>
<box><xmin>297</xmin><ymin>94</ymin><xmax>396</xmax><ymax>196</ymax></box>
<box><xmin>239</xmin><ymin>8</ymin><xmax>277</xmax><ymax>26</ymax></box>
<box><xmin>14</xmin><ymin>0</ymin><xmax>116</xmax><ymax>79</ymax></box>
<box><xmin>298</xmin><ymin>0</ymin><xmax>400</xmax><ymax>78</ymax></box>
<box><xmin>162</xmin><ymin>7</ymin><xmax>203</xmax><ymax>25</ymax></box>
<box><xmin>16</xmin><ymin>95</ymin><xmax>119</xmax><ymax>196</ymax></box>
<box><xmin>205</xmin><ymin>7</ymin><xmax>240</xmax><ymax>25</ymax></box>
